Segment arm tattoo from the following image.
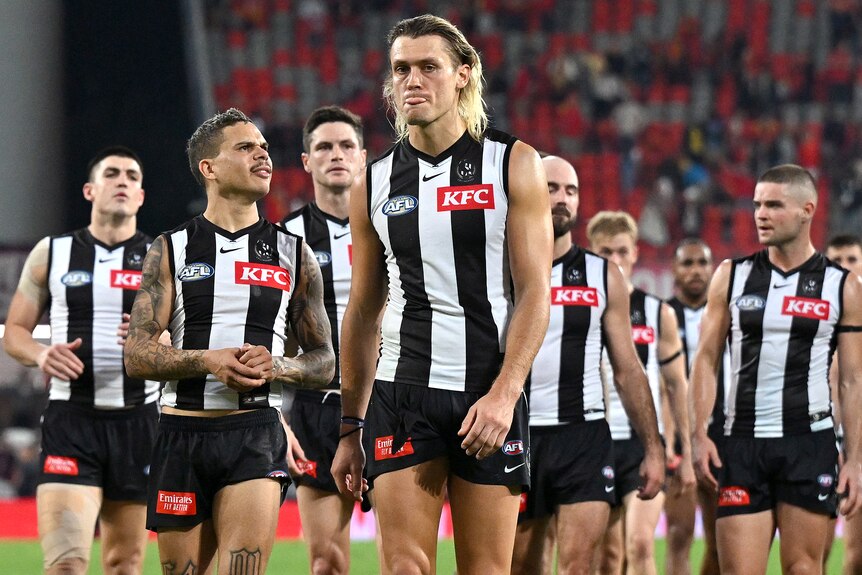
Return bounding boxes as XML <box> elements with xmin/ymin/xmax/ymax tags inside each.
<box><xmin>161</xmin><ymin>560</ymin><xmax>197</xmax><ymax>575</ymax></box>
<box><xmin>229</xmin><ymin>548</ymin><xmax>262</xmax><ymax>575</ymax></box>
<box><xmin>275</xmin><ymin>243</ymin><xmax>335</xmax><ymax>388</ymax></box>
<box><xmin>125</xmin><ymin>236</ymin><xmax>208</xmax><ymax>380</ymax></box>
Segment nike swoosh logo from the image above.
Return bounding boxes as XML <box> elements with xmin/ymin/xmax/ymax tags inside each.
<box><xmin>605</xmin><ymin>485</ymin><xmax>614</xmax><ymax>493</ymax></box>
<box><xmin>98</xmin><ymin>257</ymin><xmax>117</xmax><ymax>263</ymax></box>
<box><xmin>773</xmin><ymin>283</ymin><xmax>792</xmax><ymax>289</ymax></box>
<box><xmin>220</xmin><ymin>246</ymin><xmax>243</xmax><ymax>254</ymax></box>
<box><xmin>333</xmin><ymin>232</ymin><xmax>351</xmax><ymax>240</ymax></box>
<box><xmin>818</xmin><ymin>493</ymin><xmax>829</xmax><ymax>501</ymax></box>
<box><xmin>504</xmin><ymin>463</ymin><xmax>525</xmax><ymax>474</ymax></box>
<box><xmin>423</xmin><ymin>172</ymin><xmax>444</xmax><ymax>182</ymax></box>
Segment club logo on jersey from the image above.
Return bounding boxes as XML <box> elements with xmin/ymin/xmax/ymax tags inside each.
<box><xmin>314</xmin><ymin>251</ymin><xmax>332</xmax><ymax>267</ymax></box>
<box><xmin>235</xmin><ymin>262</ymin><xmax>292</xmax><ymax>291</ymax></box>
<box><xmin>156</xmin><ymin>491</ymin><xmax>197</xmax><ymax>515</ymax></box>
<box><xmin>126</xmin><ymin>252</ymin><xmax>144</xmax><ymax>267</ymax></box>
<box><xmin>178</xmin><ymin>262</ymin><xmax>214</xmax><ymax>282</ymax></box>
<box><xmin>255</xmin><ymin>240</ymin><xmax>275</xmax><ymax>262</ymax></box>
<box><xmin>456</xmin><ymin>159</ymin><xmax>475</xmax><ymax>181</ymax></box>
<box><xmin>566</xmin><ymin>268</ymin><xmax>583</xmax><ymax>283</ymax></box>
<box><xmin>818</xmin><ymin>474</ymin><xmax>834</xmax><ymax>488</ymax></box>
<box><xmin>802</xmin><ymin>278</ymin><xmax>820</xmax><ymax>295</ymax></box>
<box><xmin>382</xmin><ymin>195</ymin><xmax>418</xmax><ymax>217</ymax></box>
<box><xmin>718</xmin><ymin>486</ymin><xmax>750</xmax><ymax>507</ymax></box>
<box><xmin>374</xmin><ymin>435</ymin><xmax>414</xmax><ymax>460</ymax></box>
<box><xmin>736</xmin><ymin>295</ymin><xmax>766</xmax><ymax>311</ymax></box>
<box><xmin>295</xmin><ymin>459</ymin><xmax>318</xmax><ymax>478</ymax></box>
<box><xmin>43</xmin><ymin>455</ymin><xmax>78</xmax><ymax>476</ymax></box>
<box><xmin>60</xmin><ymin>271</ymin><xmax>92</xmax><ymax>287</ymax></box>
<box><xmin>602</xmin><ymin>466</ymin><xmax>615</xmax><ymax>480</ymax></box>
<box><xmin>631</xmin><ymin>310</ymin><xmax>644</xmax><ymax>324</ymax></box>
<box><xmin>632</xmin><ymin>325</ymin><xmax>656</xmax><ymax>344</ymax></box>
<box><xmin>782</xmin><ymin>296</ymin><xmax>829</xmax><ymax>321</ymax></box>
<box><xmin>502</xmin><ymin>440</ymin><xmax>524</xmax><ymax>455</ymax></box>
<box><xmin>110</xmin><ymin>270</ymin><xmax>142</xmax><ymax>290</ymax></box>
<box><xmin>552</xmin><ymin>286</ymin><xmax>599</xmax><ymax>306</ymax></box>
<box><xmin>437</xmin><ymin>184</ymin><xmax>495</xmax><ymax>211</ymax></box>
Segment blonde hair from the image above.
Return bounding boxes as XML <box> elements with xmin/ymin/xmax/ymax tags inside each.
<box><xmin>383</xmin><ymin>14</ymin><xmax>487</xmax><ymax>142</ymax></box>
<box><xmin>586</xmin><ymin>210</ymin><xmax>639</xmax><ymax>243</ymax></box>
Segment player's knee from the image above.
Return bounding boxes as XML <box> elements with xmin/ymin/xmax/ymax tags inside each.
<box><xmin>387</xmin><ymin>552</ymin><xmax>432</xmax><ymax>575</ymax></box>
<box><xmin>44</xmin><ymin>556</ymin><xmax>88</xmax><ymax>575</ymax></box>
<box><xmin>666</xmin><ymin>522</ymin><xmax>694</xmax><ymax>550</ymax></box>
<box><xmin>783</xmin><ymin>560</ymin><xmax>819</xmax><ymax>575</ymax></box>
<box><xmin>626</xmin><ymin>531</ymin><xmax>655</xmax><ymax>563</ymax></box>
<box><xmin>310</xmin><ymin>552</ymin><xmax>348</xmax><ymax>575</ymax></box>
<box><xmin>102</xmin><ymin>545</ymin><xmax>144</xmax><ymax>575</ymax></box>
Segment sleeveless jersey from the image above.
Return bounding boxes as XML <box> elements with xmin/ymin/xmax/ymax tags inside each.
<box><xmin>162</xmin><ymin>216</ymin><xmax>301</xmax><ymax>410</ymax></box>
<box><xmin>47</xmin><ymin>228</ymin><xmax>159</xmax><ymax>408</ymax></box>
<box><xmin>605</xmin><ymin>288</ymin><xmax>663</xmax><ymax>440</ymax></box>
<box><xmin>726</xmin><ymin>250</ymin><xmax>845</xmax><ymax>437</ymax></box>
<box><xmin>667</xmin><ymin>296</ymin><xmax>732</xmax><ymax>433</ymax></box>
<box><xmin>281</xmin><ymin>202</ymin><xmax>350</xmax><ymax>390</ymax></box>
<box><xmin>368</xmin><ymin>130</ymin><xmax>517</xmax><ymax>393</ymax></box>
<box><xmin>527</xmin><ymin>246</ymin><xmax>607</xmax><ymax>425</ymax></box>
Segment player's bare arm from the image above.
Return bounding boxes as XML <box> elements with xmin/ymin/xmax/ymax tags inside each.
<box><xmin>4</xmin><ymin>237</ymin><xmax>87</xmax><ymax>380</ymax></box>
<box><xmin>332</xmin><ymin>172</ymin><xmax>387</xmax><ymax>500</ymax></box>
<box><xmin>603</xmin><ymin>263</ymin><xmax>664</xmax><ymax>499</ymax></box>
<box><xmin>836</xmin><ymin>271</ymin><xmax>862</xmax><ymax>517</ymax></box>
<box><xmin>689</xmin><ymin>260</ymin><xmax>732</xmax><ymax>491</ymax></box>
<box><xmin>458</xmin><ymin>141</ymin><xmax>552</xmax><ymax>460</ymax></box>
<box><xmin>658</xmin><ymin>302</ymin><xmax>696</xmax><ymax>492</ymax></box>
<box><xmin>124</xmin><ymin>236</ymin><xmax>265</xmax><ymax>391</ymax></box>
<box><xmin>267</xmin><ymin>241</ymin><xmax>335</xmax><ymax>388</ymax></box>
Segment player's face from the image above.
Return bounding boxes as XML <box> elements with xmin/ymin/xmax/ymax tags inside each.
<box><xmin>673</xmin><ymin>244</ymin><xmax>713</xmax><ymax>301</ymax></box>
<box><xmin>753</xmin><ymin>182</ymin><xmax>807</xmax><ymax>247</ymax></box>
<box><xmin>545</xmin><ymin>158</ymin><xmax>580</xmax><ymax>239</ymax></box>
<box><xmin>591</xmin><ymin>232</ymin><xmax>638</xmax><ymax>281</ymax></box>
<box><xmin>390</xmin><ymin>34</ymin><xmax>470</xmax><ymax>129</ymax></box>
<box><xmin>302</xmin><ymin>121</ymin><xmax>366</xmax><ymax>194</ymax></box>
<box><xmin>826</xmin><ymin>244</ymin><xmax>862</xmax><ymax>276</ymax></box>
<box><xmin>83</xmin><ymin>155</ymin><xmax>145</xmax><ymax>218</ymax></box>
<box><xmin>209</xmin><ymin>122</ymin><xmax>272</xmax><ymax>198</ymax></box>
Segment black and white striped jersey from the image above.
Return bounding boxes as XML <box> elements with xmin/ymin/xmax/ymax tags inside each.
<box><xmin>281</xmin><ymin>202</ymin><xmax>350</xmax><ymax>391</ymax></box>
<box><xmin>527</xmin><ymin>246</ymin><xmax>607</xmax><ymax>426</ymax></box>
<box><xmin>368</xmin><ymin>130</ymin><xmax>517</xmax><ymax>393</ymax></box>
<box><xmin>605</xmin><ymin>288</ymin><xmax>663</xmax><ymax>440</ymax></box>
<box><xmin>667</xmin><ymin>297</ymin><xmax>732</xmax><ymax>433</ymax></box>
<box><xmin>726</xmin><ymin>251</ymin><xmax>845</xmax><ymax>438</ymax></box>
<box><xmin>47</xmin><ymin>228</ymin><xmax>159</xmax><ymax>408</ymax></box>
<box><xmin>162</xmin><ymin>216</ymin><xmax>301</xmax><ymax>410</ymax></box>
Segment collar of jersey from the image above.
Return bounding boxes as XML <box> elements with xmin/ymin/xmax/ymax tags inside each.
<box><xmin>759</xmin><ymin>249</ymin><xmax>822</xmax><ymax>278</ymax></box>
<box><xmin>403</xmin><ymin>130</ymin><xmax>473</xmax><ymax>166</ymax></box>
<box><xmin>196</xmin><ymin>214</ymin><xmax>266</xmax><ymax>241</ymax></box>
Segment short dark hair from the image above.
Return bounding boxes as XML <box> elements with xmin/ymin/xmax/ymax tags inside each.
<box><xmin>674</xmin><ymin>237</ymin><xmax>712</xmax><ymax>262</ymax></box>
<box><xmin>186</xmin><ymin>108</ymin><xmax>253</xmax><ymax>187</ymax></box>
<box><xmin>757</xmin><ymin>164</ymin><xmax>817</xmax><ymax>200</ymax></box>
<box><xmin>86</xmin><ymin>146</ymin><xmax>143</xmax><ymax>182</ymax></box>
<box><xmin>302</xmin><ymin>106</ymin><xmax>364</xmax><ymax>153</ymax></box>
<box><xmin>827</xmin><ymin>234</ymin><xmax>862</xmax><ymax>251</ymax></box>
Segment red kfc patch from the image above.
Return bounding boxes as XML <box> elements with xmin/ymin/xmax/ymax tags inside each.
<box><xmin>437</xmin><ymin>185</ymin><xmax>495</xmax><ymax>211</ymax></box>
<box><xmin>110</xmin><ymin>270</ymin><xmax>142</xmax><ymax>290</ymax></box>
<box><xmin>156</xmin><ymin>491</ymin><xmax>197</xmax><ymax>515</ymax></box>
<box><xmin>781</xmin><ymin>296</ymin><xmax>830</xmax><ymax>321</ymax></box>
<box><xmin>551</xmin><ymin>286</ymin><xmax>599</xmax><ymax>306</ymax></box>
<box><xmin>632</xmin><ymin>325</ymin><xmax>656</xmax><ymax>345</ymax></box>
<box><xmin>296</xmin><ymin>459</ymin><xmax>318</xmax><ymax>478</ymax></box>
<box><xmin>43</xmin><ymin>455</ymin><xmax>78</xmax><ymax>476</ymax></box>
<box><xmin>718</xmin><ymin>486</ymin><xmax>751</xmax><ymax>507</ymax></box>
<box><xmin>374</xmin><ymin>435</ymin><xmax>414</xmax><ymax>461</ymax></box>
<box><xmin>235</xmin><ymin>261</ymin><xmax>292</xmax><ymax>291</ymax></box>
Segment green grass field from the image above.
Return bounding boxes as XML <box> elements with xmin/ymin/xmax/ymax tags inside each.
<box><xmin>0</xmin><ymin>538</ymin><xmax>846</xmax><ymax>574</ymax></box>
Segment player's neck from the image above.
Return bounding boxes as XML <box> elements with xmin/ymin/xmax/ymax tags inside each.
<box><xmin>675</xmin><ymin>292</ymin><xmax>706</xmax><ymax>309</ymax></box>
<box><xmin>315</xmin><ymin>187</ymin><xmax>350</xmax><ymax>220</ymax></box>
<box><xmin>88</xmin><ymin>215</ymin><xmax>137</xmax><ymax>246</ymax></box>
<box><xmin>407</xmin><ymin>114</ymin><xmax>467</xmax><ymax>157</ymax></box>
<box><xmin>203</xmin><ymin>194</ymin><xmax>261</xmax><ymax>232</ymax></box>
<box><xmin>553</xmin><ymin>233</ymin><xmax>573</xmax><ymax>260</ymax></box>
<box><xmin>767</xmin><ymin>239</ymin><xmax>816</xmax><ymax>272</ymax></box>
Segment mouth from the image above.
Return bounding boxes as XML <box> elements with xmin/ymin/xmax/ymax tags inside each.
<box><xmin>251</xmin><ymin>164</ymin><xmax>272</xmax><ymax>178</ymax></box>
<box><xmin>113</xmin><ymin>192</ymin><xmax>129</xmax><ymax>200</ymax></box>
<box><xmin>404</xmin><ymin>95</ymin><xmax>427</xmax><ymax>106</ymax></box>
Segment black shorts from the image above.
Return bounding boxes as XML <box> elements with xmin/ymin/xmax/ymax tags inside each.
<box><xmin>610</xmin><ymin>438</ymin><xmax>645</xmax><ymax>506</ymax></box>
<box><xmin>364</xmin><ymin>380</ymin><xmax>530</xmax><ymax>489</ymax></box>
<box><xmin>716</xmin><ymin>429</ymin><xmax>838</xmax><ymax>518</ymax></box>
<box><xmin>289</xmin><ymin>389</ymin><xmax>342</xmax><ymax>492</ymax></box>
<box><xmin>519</xmin><ymin>419</ymin><xmax>615</xmax><ymax>521</ymax></box>
<box><xmin>146</xmin><ymin>408</ymin><xmax>289</xmax><ymax>531</ymax></box>
<box><xmin>39</xmin><ymin>400</ymin><xmax>157</xmax><ymax>501</ymax></box>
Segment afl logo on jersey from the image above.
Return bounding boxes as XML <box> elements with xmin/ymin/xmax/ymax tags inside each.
<box><xmin>177</xmin><ymin>263</ymin><xmax>214</xmax><ymax>282</ymax></box>
<box><xmin>382</xmin><ymin>195</ymin><xmax>418</xmax><ymax>217</ymax></box>
<box><xmin>314</xmin><ymin>251</ymin><xmax>332</xmax><ymax>267</ymax></box>
<box><xmin>61</xmin><ymin>271</ymin><xmax>92</xmax><ymax>287</ymax></box>
<box><xmin>502</xmin><ymin>440</ymin><xmax>524</xmax><ymax>456</ymax></box>
<box><xmin>736</xmin><ymin>295</ymin><xmax>766</xmax><ymax>311</ymax></box>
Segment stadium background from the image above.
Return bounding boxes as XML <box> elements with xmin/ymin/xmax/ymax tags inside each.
<box><xmin>0</xmin><ymin>0</ymin><xmax>859</xmax><ymax>567</ymax></box>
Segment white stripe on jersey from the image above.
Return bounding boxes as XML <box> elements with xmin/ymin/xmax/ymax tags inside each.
<box><xmin>678</xmin><ymin>304</ymin><xmax>731</xmax><ymax>425</ymax></box>
<box><xmin>48</xmin><ymin>236</ymin><xmax>72</xmax><ymax>402</ymax></box>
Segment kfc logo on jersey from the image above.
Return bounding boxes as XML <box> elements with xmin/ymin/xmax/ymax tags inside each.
<box><xmin>295</xmin><ymin>459</ymin><xmax>318</xmax><ymax>478</ymax></box>
<box><xmin>437</xmin><ymin>185</ymin><xmax>495</xmax><ymax>211</ymax></box>
<box><xmin>552</xmin><ymin>286</ymin><xmax>599</xmax><ymax>306</ymax></box>
<box><xmin>374</xmin><ymin>435</ymin><xmax>414</xmax><ymax>460</ymax></box>
<box><xmin>502</xmin><ymin>440</ymin><xmax>524</xmax><ymax>456</ymax></box>
<box><xmin>632</xmin><ymin>325</ymin><xmax>656</xmax><ymax>344</ymax></box>
<box><xmin>43</xmin><ymin>455</ymin><xmax>79</xmax><ymax>476</ymax></box>
<box><xmin>110</xmin><ymin>270</ymin><xmax>142</xmax><ymax>290</ymax></box>
<box><xmin>156</xmin><ymin>491</ymin><xmax>197</xmax><ymax>515</ymax></box>
<box><xmin>718</xmin><ymin>486</ymin><xmax>750</xmax><ymax>507</ymax></box>
<box><xmin>782</xmin><ymin>296</ymin><xmax>830</xmax><ymax>321</ymax></box>
<box><xmin>235</xmin><ymin>262</ymin><xmax>292</xmax><ymax>291</ymax></box>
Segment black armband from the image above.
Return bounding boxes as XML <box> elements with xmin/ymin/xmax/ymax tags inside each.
<box><xmin>658</xmin><ymin>349</ymin><xmax>683</xmax><ymax>366</ymax></box>
<box><xmin>836</xmin><ymin>325</ymin><xmax>862</xmax><ymax>333</ymax></box>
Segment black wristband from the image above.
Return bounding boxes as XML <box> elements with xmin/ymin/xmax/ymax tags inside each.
<box><xmin>339</xmin><ymin>426</ymin><xmax>363</xmax><ymax>440</ymax></box>
<box><xmin>340</xmin><ymin>416</ymin><xmax>365</xmax><ymax>427</ymax></box>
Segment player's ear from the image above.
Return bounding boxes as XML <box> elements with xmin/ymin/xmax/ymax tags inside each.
<box><xmin>301</xmin><ymin>153</ymin><xmax>311</xmax><ymax>174</ymax></box>
<box><xmin>82</xmin><ymin>182</ymin><xmax>95</xmax><ymax>202</ymax></box>
<box><xmin>199</xmin><ymin>159</ymin><xmax>216</xmax><ymax>182</ymax></box>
